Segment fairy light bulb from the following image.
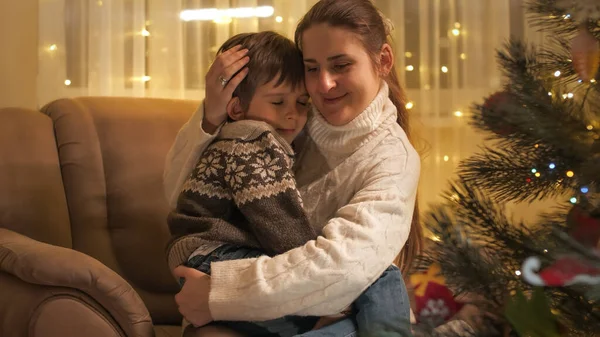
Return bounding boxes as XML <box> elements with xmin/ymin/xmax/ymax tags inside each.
<box><xmin>531</xmin><ymin>168</ymin><xmax>537</xmax><ymax>173</ymax></box>
<box><xmin>549</xmin><ymin>163</ymin><xmax>556</xmax><ymax>169</ymax></box>
<box><xmin>554</xmin><ymin>70</ymin><xmax>561</xmax><ymax>77</ymax></box>
<box><xmin>535</xmin><ymin>172</ymin><xmax>541</xmax><ymax>177</ymax></box>
<box><xmin>570</xmin><ymin>197</ymin><xmax>577</xmax><ymax>204</ymax></box>
<box><xmin>515</xmin><ymin>270</ymin><xmax>522</xmax><ymax>276</ymax></box>
<box><xmin>581</xmin><ymin>186</ymin><xmax>589</xmax><ymax>193</ymax></box>
<box><xmin>566</xmin><ymin>171</ymin><xmax>574</xmax><ymax>177</ymax></box>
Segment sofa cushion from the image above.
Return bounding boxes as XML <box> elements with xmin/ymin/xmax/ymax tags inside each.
<box><xmin>41</xmin><ymin>97</ymin><xmax>198</xmax><ymax>324</ymax></box>
<box><xmin>0</xmin><ymin>108</ymin><xmax>71</xmax><ymax>248</ymax></box>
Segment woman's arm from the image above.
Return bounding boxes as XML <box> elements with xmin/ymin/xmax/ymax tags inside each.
<box><xmin>207</xmin><ymin>145</ymin><xmax>420</xmax><ymax>321</ymax></box>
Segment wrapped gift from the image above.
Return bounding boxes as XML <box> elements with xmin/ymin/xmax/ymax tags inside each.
<box><xmin>410</xmin><ymin>264</ymin><xmax>463</xmax><ymax>327</ymax></box>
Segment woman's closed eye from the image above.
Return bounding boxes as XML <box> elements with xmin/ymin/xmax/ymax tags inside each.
<box><xmin>271</xmin><ymin>101</ymin><xmax>284</xmax><ymax>105</ymax></box>
<box><xmin>333</xmin><ymin>63</ymin><xmax>350</xmax><ymax>71</ymax></box>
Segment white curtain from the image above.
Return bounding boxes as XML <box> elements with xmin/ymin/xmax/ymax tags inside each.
<box><xmin>38</xmin><ymin>0</ymin><xmax>548</xmax><ymax>222</ymax></box>
<box><xmin>37</xmin><ymin>0</ymin><xmax>319</xmax><ymax>105</ymax></box>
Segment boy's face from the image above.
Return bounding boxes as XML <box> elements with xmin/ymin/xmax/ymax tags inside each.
<box><xmin>235</xmin><ymin>77</ymin><xmax>310</xmax><ymax>144</ymax></box>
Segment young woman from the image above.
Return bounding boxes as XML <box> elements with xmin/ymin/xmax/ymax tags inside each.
<box><xmin>164</xmin><ymin>0</ymin><xmax>423</xmax><ymax>335</ymax></box>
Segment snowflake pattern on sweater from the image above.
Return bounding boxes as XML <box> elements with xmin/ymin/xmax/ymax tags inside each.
<box><xmin>166</xmin><ymin>120</ymin><xmax>317</xmax><ymax>271</ymax></box>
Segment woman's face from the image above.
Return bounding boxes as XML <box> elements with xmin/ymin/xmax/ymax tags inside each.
<box><xmin>301</xmin><ymin>24</ymin><xmax>382</xmax><ymax>126</ymax></box>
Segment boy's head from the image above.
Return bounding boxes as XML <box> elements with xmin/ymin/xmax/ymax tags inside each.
<box><xmin>219</xmin><ymin>32</ymin><xmax>309</xmax><ymax>144</ymax></box>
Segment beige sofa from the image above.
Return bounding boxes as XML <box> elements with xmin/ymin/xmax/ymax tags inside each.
<box><xmin>0</xmin><ymin>97</ymin><xmax>199</xmax><ymax>337</ymax></box>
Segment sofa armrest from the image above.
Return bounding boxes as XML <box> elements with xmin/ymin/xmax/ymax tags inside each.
<box><xmin>0</xmin><ymin>271</ymin><xmax>126</xmax><ymax>337</ymax></box>
<box><xmin>0</xmin><ymin>228</ymin><xmax>154</xmax><ymax>337</ymax></box>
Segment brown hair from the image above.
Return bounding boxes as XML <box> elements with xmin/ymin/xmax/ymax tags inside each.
<box><xmin>295</xmin><ymin>0</ymin><xmax>423</xmax><ymax>275</ymax></box>
<box><xmin>218</xmin><ymin>31</ymin><xmax>304</xmax><ymax>110</ymax></box>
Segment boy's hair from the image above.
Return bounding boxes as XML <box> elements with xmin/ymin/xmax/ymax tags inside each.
<box><xmin>217</xmin><ymin>31</ymin><xmax>305</xmax><ymax>110</ymax></box>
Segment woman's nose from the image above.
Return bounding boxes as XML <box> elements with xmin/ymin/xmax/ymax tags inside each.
<box><xmin>318</xmin><ymin>71</ymin><xmax>336</xmax><ymax>93</ymax></box>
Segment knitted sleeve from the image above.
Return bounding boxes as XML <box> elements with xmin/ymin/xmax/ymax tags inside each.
<box><xmin>207</xmin><ymin>143</ymin><xmax>420</xmax><ymax>321</ymax></box>
<box><xmin>223</xmin><ymin>132</ymin><xmax>317</xmax><ymax>255</ymax></box>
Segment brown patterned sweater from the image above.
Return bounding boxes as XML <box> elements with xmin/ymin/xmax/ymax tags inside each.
<box><xmin>166</xmin><ymin>120</ymin><xmax>317</xmax><ymax>271</ymax></box>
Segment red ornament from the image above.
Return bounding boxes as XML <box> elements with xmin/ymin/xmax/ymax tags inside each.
<box><xmin>567</xmin><ymin>204</ymin><xmax>600</xmax><ymax>248</ymax></box>
<box><xmin>481</xmin><ymin>91</ymin><xmax>516</xmax><ymax>136</ymax></box>
<box><xmin>522</xmin><ymin>256</ymin><xmax>600</xmax><ymax>287</ymax></box>
<box><xmin>410</xmin><ymin>264</ymin><xmax>463</xmax><ymax>326</ymax></box>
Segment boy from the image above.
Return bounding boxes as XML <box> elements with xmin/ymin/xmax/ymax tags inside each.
<box><xmin>166</xmin><ymin>31</ymin><xmax>320</xmax><ymax>337</ymax></box>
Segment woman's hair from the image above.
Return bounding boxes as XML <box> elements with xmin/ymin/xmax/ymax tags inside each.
<box><xmin>295</xmin><ymin>0</ymin><xmax>423</xmax><ymax>275</ymax></box>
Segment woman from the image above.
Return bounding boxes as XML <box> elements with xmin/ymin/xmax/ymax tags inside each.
<box><xmin>164</xmin><ymin>0</ymin><xmax>422</xmax><ymax>335</ymax></box>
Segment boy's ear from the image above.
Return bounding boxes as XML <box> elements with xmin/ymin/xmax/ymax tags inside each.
<box><xmin>226</xmin><ymin>97</ymin><xmax>244</xmax><ymax>121</ymax></box>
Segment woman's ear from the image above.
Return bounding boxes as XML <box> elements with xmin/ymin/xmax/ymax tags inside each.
<box><xmin>379</xmin><ymin>43</ymin><xmax>394</xmax><ymax>77</ymax></box>
<box><xmin>226</xmin><ymin>97</ymin><xmax>244</xmax><ymax>121</ymax></box>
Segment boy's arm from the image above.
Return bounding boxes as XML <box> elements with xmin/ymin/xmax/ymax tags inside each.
<box><xmin>164</xmin><ymin>102</ymin><xmax>222</xmax><ymax>209</ymax></box>
<box><xmin>224</xmin><ymin>132</ymin><xmax>317</xmax><ymax>255</ymax></box>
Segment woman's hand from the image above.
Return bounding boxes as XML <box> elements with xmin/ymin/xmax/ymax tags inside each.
<box><xmin>173</xmin><ymin>266</ymin><xmax>214</xmax><ymax>327</ymax></box>
<box><xmin>203</xmin><ymin>44</ymin><xmax>250</xmax><ymax>134</ymax></box>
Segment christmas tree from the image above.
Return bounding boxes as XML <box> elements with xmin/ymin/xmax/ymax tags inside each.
<box><xmin>413</xmin><ymin>0</ymin><xmax>600</xmax><ymax>336</ymax></box>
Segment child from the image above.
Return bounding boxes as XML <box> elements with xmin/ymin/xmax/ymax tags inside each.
<box><xmin>166</xmin><ymin>31</ymin><xmax>412</xmax><ymax>337</ymax></box>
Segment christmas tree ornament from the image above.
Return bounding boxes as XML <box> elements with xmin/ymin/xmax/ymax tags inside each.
<box><xmin>410</xmin><ymin>264</ymin><xmax>463</xmax><ymax>327</ymax></box>
<box><xmin>571</xmin><ymin>25</ymin><xmax>600</xmax><ymax>82</ymax></box>
<box><xmin>566</xmin><ymin>203</ymin><xmax>600</xmax><ymax>248</ymax></box>
<box><xmin>556</xmin><ymin>0</ymin><xmax>600</xmax><ymax>23</ymax></box>
<box><xmin>480</xmin><ymin>91</ymin><xmax>517</xmax><ymax>136</ymax></box>
<box><xmin>521</xmin><ymin>256</ymin><xmax>600</xmax><ymax>287</ymax></box>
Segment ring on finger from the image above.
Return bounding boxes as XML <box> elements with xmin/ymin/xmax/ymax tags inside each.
<box><xmin>218</xmin><ymin>75</ymin><xmax>228</xmax><ymax>87</ymax></box>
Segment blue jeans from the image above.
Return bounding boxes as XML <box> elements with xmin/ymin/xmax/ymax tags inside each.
<box><xmin>183</xmin><ymin>244</ymin><xmax>412</xmax><ymax>337</ymax></box>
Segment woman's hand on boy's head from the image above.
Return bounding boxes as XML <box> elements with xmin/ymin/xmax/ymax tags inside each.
<box><xmin>204</xmin><ymin>44</ymin><xmax>249</xmax><ymax>131</ymax></box>
<box><xmin>173</xmin><ymin>266</ymin><xmax>214</xmax><ymax>327</ymax></box>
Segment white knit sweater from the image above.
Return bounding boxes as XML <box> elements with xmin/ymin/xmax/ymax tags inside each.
<box><xmin>163</xmin><ymin>82</ymin><xmax>420</xmax><ymax>321</ymax></box>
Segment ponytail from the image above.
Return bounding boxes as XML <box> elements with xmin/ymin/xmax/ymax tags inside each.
<box><xmin>386</xmin><ymin>62</ymin><xmax>423</xmax><ymax>275</ymax></box>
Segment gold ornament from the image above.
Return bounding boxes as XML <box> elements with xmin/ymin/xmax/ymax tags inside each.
<box><xmin>571</xmin><ymin>26</ymin><xmax>600</xmax><ymax>82</ymax></box>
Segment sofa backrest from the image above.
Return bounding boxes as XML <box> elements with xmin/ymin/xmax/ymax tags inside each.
<box><xmin>0</xmin><ymin>108</ymin><xmax>72</xmax><ymax>249</ymax></box>
<box><xmin>40</xmin><ymin>97</ymin><xmax>197</xmax><ymax>325</ymax></box>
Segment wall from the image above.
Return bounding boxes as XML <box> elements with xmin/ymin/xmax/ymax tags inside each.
<box><xmin>0</xmin><ymin>1</ymin><xmax>39</xmax><ymax>109</ymax></box>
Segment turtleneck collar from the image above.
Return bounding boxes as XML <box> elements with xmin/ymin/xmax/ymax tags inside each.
<box><xmin>307</xmin><ymin>81</ymin><xmax>397</xmax><ymax>155</ymax></box>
